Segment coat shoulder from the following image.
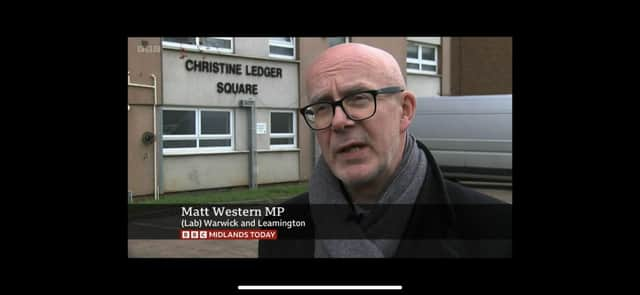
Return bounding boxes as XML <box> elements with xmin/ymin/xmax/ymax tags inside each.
<box><xmin>444</xmin><ymin>180</ymin><xmax>509</xmax><ymax>204</ymax></box>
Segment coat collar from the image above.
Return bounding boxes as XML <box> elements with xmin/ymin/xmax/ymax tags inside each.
<box><xmin>394</xmin><ymin>141</ymin><xmax>461</xmax><ymax>257</ymax></box>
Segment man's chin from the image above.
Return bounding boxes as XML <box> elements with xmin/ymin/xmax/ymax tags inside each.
<box><xmin>335</xmin><ymin>167</ymin><xmax>378</xmax><ymax>187</ymax></box>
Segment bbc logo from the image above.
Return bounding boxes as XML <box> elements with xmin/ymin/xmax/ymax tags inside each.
<box><xmin>181</xmin><ymin>230</ymin><xmax>207</xmax><ymax>239</ymax></box>
<box><xmin>137</xmin><ymin>45</ymin><xmax>160</xmax><ymax>53</ymax></box>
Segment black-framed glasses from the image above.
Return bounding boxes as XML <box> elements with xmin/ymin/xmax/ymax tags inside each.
<box><xmin>299</xmin><ymin>86</ymin><xmax>404</xmax><ymax>130</ymax></box>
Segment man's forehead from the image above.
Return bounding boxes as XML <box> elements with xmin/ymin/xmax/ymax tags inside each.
<box><xmin>313</xmin><ymin>43</ymin><xmax>388</xmax><ymax>67</ymax></box>
<box><xmin>308</xmin><ymin>82</ymin><xmax>375</xmax><ymax>103</ymax></box>
<box><xmin>306</xmin><ymin>67</ymin><xmax>381</xmax><ymax>102</ymax></box>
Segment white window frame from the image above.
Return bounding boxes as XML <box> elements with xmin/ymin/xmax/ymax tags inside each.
<box><xmin>162</xmin><ymin>37</ymin><xmax>233</xmax><ymax>54</ymax></box>
<box><xmin>198</xmin><ymin>109</ymin><xmax>234</xmax><ymax>152</ymax></box>
<box><xmin>268</xmin><ymin>37</ymin><xmax>296</xmax><ymax>60</ymax></box>
<box><xmin>269</xmin><ymin>110</ymin><xmax>297</xmax><ymax>149</ymax></box>
<box><xmin>161</xmin><ymin>107</ymin><xmax>198</xmax><ymax>152</ymax></box>
<box><xmin>407</xmin><ymin>42</ymin><xmax>438</xmax><ymax>75</ymax></box>
<box><xmin>162</xmin><ymin>107</ymin><xmax>234</xmax><ymax>155</ymax></box>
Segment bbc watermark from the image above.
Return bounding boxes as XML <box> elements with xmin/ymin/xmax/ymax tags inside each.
<box><xmin>137</xmin><ymin>45</ymin><xmax>160</xmax><ymax>53</ymax></box>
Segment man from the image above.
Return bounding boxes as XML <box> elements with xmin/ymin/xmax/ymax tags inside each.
<box><xmin>259</xmin><ymin>43</ymin><xmax>511</xmax><ymax>258</ymax></box>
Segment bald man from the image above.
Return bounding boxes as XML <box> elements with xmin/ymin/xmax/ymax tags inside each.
<box><xmin>259</xmin><ymin>43</ymin><xmax>511</xmax><ymax>258</ymax></box>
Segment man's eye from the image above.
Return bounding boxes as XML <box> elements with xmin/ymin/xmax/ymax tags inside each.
<box><xmin>347</xmin><ymin>94</ymin><xmax>371</xmax><ymax>105</ymax></box>
<box><xmin>315</xmin><ymin>105</ymin><xmax>330</xmax><ymax>113</ymax></box>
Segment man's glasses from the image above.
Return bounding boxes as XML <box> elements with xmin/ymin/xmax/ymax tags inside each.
<box><xmin>299</xmin><ymin>86</ymin><xmax>404</xmax><ymax>130</ymax></box>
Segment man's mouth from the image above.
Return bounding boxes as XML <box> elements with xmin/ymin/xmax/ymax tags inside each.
<box><xmin>336</xmin><ymin>142</ymin><xmax>368</xmax><ymax>155</ymax></box>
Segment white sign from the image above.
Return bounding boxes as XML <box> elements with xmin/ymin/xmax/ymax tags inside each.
<box><xmin>256</xmin><ymin>123</ymin><xmax>266</xmax><ymax>134</ymax></box>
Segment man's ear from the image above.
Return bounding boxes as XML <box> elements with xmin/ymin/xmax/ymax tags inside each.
<box><xmin>399</xmin><ymin>91</ymin><xmax>416</xmax><ymax>132</ymax></box>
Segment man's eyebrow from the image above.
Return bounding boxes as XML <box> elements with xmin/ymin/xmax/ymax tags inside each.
<box><xmin>310</xmin><ymin>94</ymin><xmax>333</xmax><ymax>103</ymax></box>
<box><xmin>310</xmin><ymin>86</ymin><xmax>372</xmax><ymax>103</ymax></box>
<box><xmin>343</xmin><ymin>86</ymin><xmax>371</xmax><ymax>97</ymax></box>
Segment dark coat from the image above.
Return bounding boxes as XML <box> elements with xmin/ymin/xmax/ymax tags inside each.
<box><xmin>259</xmin><ymin>141</ymin><xmax>512</xmax><ymax>258</ymax></box>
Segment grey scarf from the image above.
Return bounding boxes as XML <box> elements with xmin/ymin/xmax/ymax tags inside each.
<box><xmin>309</xmin><ymin>133</ymin><xmax>427</xmax><ymax>258</ymax></box>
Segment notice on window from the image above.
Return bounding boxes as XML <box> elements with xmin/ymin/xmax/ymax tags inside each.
<box><xmin>256</xmin><ymin>123</ymin><xmax>266</xmax><ymax>134</ymax></box>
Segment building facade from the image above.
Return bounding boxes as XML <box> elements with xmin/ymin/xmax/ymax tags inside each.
<box><xmin>127</xmin><ymin>37</ymin><xmax>512</xmax><ymax>198</ymax></box>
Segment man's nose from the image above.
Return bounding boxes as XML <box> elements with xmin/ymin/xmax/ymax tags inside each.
<box><xmin>331</xmin><ymin>105</ymin><xmax>354</xmax><ymax>131</ymax></box>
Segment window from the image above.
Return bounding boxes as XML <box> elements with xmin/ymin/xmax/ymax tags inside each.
<box><xmin>163</xmin><ymin>110</ymin><xmax>197</xmax><ymax>149</ymax></box>
<box><xmin>200</xmin><ymin>110</ymin><xmax>233</xmax><ymax>148</ymax></box>
<box><xmin>270</xmin><ymin>111</ymin><xmax>296</xmax><ymax>148</ymax></box>
<box><xmin>162</xmin><ymin>108</ymin><xmax>233</xmax><ymax>154</ymax></box>
<box><xmin>407</xmin><ymin>42</ymin><xmax>438</xmax><ymax>75</ymax></box>
<box><xmin>162</xmin><ymin>37</ymin><xmax>233</xmax><ymax>54</ymax></box>
<box><xmin>328</xmin><ymin>37</ymin><xmax>349</xmax><ymax>47</ymax></box>
<box><xmin>269</xmin><ymin>37</ymin><xmax>295</xmax><ymax>59</ymax></box>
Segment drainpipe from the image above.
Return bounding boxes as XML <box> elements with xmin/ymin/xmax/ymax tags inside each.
<box><xmin>151</xmin><ymin>74</ymin><xmax>158</xmax><ymax>201</ymax></box>
<box><xmin>239</xmin><ymin>99</ymin><xmax>257</xmax><ymax>189</ymax></box>
<box><xmin>128</xmin><ymin>72</ymin><xmax>159</xmax><ymax>200</ymax></box>
<box><xmin>249</xmin><ymin>101</ymin><xmax>256</xmax><ymax>189</ymax></box>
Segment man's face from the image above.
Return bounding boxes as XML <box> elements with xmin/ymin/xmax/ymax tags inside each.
<box><xmin>307</xmin><ymin>53</ymin><xmax>406</xmax><ymax>188</ymax></box>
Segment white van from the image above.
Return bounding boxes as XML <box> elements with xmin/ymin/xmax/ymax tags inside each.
<box><xmin>410</xmin><ymin>95</ymin><xmax>512</xmax><ymax>182</ymax></box>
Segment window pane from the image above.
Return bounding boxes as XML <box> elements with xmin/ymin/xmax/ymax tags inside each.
<box><xmin>163</xmin><ymin>110</ymin><xmax>195</xmax><ymax>135</ymax></box>
<box><xmin>201</xmin><ymin>111</ymin><xmax>230</xmax><ymax>135</ymax></box>
<box><xmin>328</xmin><ymin>37</ymin><xmax>347</xmax><ymax>47</ymax></box>
<box><xmin>200</xmin><ymin>37</ymin><xmax>231</xmax><ymax>49</ymax></box>
<box><xmin>271</xmin><ymin>113</ymin><xmax>293</xmax><ymax>133</ymax></box>
<box><xmin>407</xmin><ymin>63</ymin><xmax>419</xmax><ymax>70</ymax></box>
<box><xmin>271</xmin><ymin>138</ymin><xmax>294</xmax><ymax>145</ymax></box>
<box><xmin>270</xmin><ymin>46</ymin><xmax>294</xmax><ymax>56</ymax></box>
<box><xmin>422</xmin><ymin>46</ymin><xmax>435</xmax><ymax>61</ymax></box>
<box><xmin>407</xmin><ymin>44</ymin><xmax>418</xmax><ymax>59</ymax></box>
<box><xmin>421</xmin><ymin>64</ymin><xmax>436</xmax><ymax>72</ymax></box>
<box><xmin>163</xmin><ymin>37</ymin><xmax>196</xmax><ymax>45</ymax></box>
<box><xmin>200</xmin><ymin>139</ymin><xmax>231</xmax><ymax>147</ymax></box>
<box><xmin>164</xmin><ymin>140</ymin><xmax>197</xmax><ymax>148</ymax></box>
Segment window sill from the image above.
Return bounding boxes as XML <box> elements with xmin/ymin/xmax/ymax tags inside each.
<box><xmin>162</xmin><ymin>45</ymin><xmax>299</xmax><ymax>63</ymax></box>
<box><xmin>268</xmin><ymin>54</ymin><xmax>296</xmax><ymax>61</ymax></box>
<box><xmin>407</xmin><ymin>71</ymin><xmax>441</xmax><ymax>78</ymax></box>
<box><xmin>163</xmin><ymin>148</ymin><xmax>300</xmax><ymax>156</ymax></box>
<box><xmin>163</xmin><ymin>149</ymin><xmax>237</xmax><ymax>156</ymax></box>
<box><xmin>162</xmin><ymin>42</ymin><xmax>232</xmax><ymax>54</ymax></box>
<box><xmin>265</xmin><ymin>147</ymin><xmax>299</xmax><ymax>152</ymax></box>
